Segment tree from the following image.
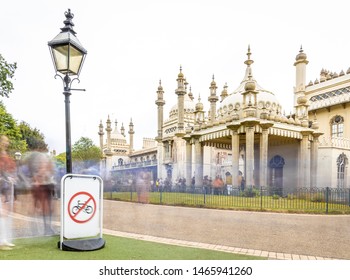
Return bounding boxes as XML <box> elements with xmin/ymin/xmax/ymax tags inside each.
<box><xmin>19</xmin><ymin>121</ymin><xmax>48</xmax><ymax>152</ymax></box>
<box><xmin>0</xmin><ymin>54</ymin><xmax>17</xmax><ymax>98</ymax></box>
<box><xmin>0</xmin><ymin>101</ymin><xmax>26</xmax><ymax>154</ymax></box>
<box><xmin>54</xmin><ymin>152</ymin><xmax>66</xmax><ymax>168</ymax></box>
<box><xmin>72</xmin><ymin>137</ymin><xmax>102</xmax><ymax>170</ymax></box>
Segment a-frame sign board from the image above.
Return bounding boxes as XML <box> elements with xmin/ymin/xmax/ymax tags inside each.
<box><xmin>58</xmin><ymin>174</ymin><xmax>105</xmax><ymax>251</ymax></box>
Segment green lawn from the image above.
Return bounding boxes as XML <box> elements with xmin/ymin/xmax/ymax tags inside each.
<box><xmin>0</xmin><ymin>235</ymin><xmax>266</xmax><ymax>260</ymax></box>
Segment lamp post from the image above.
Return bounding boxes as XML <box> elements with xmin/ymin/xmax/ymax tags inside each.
<box><xmin>48</xmin><ymin>9</ymin><xmax>87</xmax><ymax>174</ymax></box>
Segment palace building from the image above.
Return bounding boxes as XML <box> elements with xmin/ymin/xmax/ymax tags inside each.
<box><xmin>99</xmin><ymin>46</ymin><xmax>350</xmax><ymax>193</ymax></box>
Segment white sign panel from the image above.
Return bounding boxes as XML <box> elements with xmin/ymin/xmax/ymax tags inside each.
<box><xmin>61</xmin><ymin>174</ymin><xmax>103</xmax><ymax>239</ymax></box>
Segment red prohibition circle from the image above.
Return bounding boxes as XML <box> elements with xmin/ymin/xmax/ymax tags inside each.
<box><xmin>67</xmin><ymin>191</ymin><xmax>97</xmax><ymax>223</ymax></box>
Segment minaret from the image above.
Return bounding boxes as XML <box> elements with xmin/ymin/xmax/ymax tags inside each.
<box><xmin>98</xmin><ymin>120</ymin><xmax>104</xmax><ymax>151</ymax></box>
<box><xmin>220</xmin><ymin>83</ymin><xmax>228</xmax><ymax>102</ymax></box>
<box><xmin>128</xmin><ymin>118</ymin><xmax>134</xmax><ymax>154</ymax></box>
<box><xmin>155</xmin><ymin>80</ymin><xmax>165</xmax><ymax>142</ymax></box>
<box><xmin>293</xmin><ymin>46</ymin><xmax>309</xmax><ymax>123</ymax></box>
<box><xmin>188</xmin><ymin>86</ymin><xmax>194</xmax><ymax>101</ymax></box>
<box><xmin>105</xmin><ymin>115</ymin><xmax>112</xmax><ymax>155</ymax></box>
<box><xmin>208</xmin><ymin>75</ymin><xmax>218</xmax><ymax>125</ymax></box>
<box><xmin>242</xmin><ymin>46</ymin><xmax>257</xmax><ymax>118</ymax></box>
<box><xmin>121</xmin><ymin>123</ymin><xmax>125</xmax><ymax>137</ymax></box>
<box><xmin>194</xmin><ymin>95</ymin><xmax>205</xmax><ymax>127</ymax></box>
<box><xmin>175</xmin><ymin>66</ymin><xmax>186</xmax><ymax>137</ymax></box>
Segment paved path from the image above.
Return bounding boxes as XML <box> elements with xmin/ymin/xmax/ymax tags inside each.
<box><xmin>102</xmin><ymin>200</ymin><xmax>350</xmax><ymax>260</ymax></box>
<box><xmin>8</xmin><ymin>196</ymin><xmax>350</xmax><ymax>260</ymax></box>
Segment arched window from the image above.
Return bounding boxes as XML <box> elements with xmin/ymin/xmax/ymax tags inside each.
<box><xmin>118</xmin><ymin>158</ymin><xmax>123</xmax><ymax>166</ymax></box>
<box><xmin>337</xmin><ymin>153</ymin><xmax>348</xmax><ymax>188</ymax></box>
<box><xmin>331</xmin><ymin>115</ymin><xmax>344</xmax><ymax>137</ymax></box>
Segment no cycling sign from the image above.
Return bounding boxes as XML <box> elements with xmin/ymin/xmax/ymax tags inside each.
<box><xmin>68</xmin><ymin>191</ymin><xmax>96</xmax><ymax>223</ymax></box>
<box><xmin>59</xmin><ymin>174</ymin><xmax>104</xmax><ymax>251</ymax></box>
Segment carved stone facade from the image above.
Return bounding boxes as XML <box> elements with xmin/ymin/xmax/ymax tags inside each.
<box><xmin>100</xmin><ymin>46</ymin><xmax>350</xmax><ymax>192</ymax></box>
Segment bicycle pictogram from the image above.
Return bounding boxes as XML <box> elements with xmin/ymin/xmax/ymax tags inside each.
<box><xmin>72</xmin><ymin>200</ymin><xmax>93</xmax><ymax>215</ymax></box>
<box><xmin>68</xmin><ymin>191</ymin><xmax>97</xmax><ymax>224</ymax></box>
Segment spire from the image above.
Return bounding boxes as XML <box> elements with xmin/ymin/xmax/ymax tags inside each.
<box><xmin>176</xmin><ymin>65</ymin><xmax>185</xmax><ymax>90</ymax></box>
<box><xmin>195</xmin><ymin>94</ymin><xmax>204</xmax><ymax>125</ymax></box>
<box><xmin>175</xmin><ymin>66</ymin><xmax>186</xmax><ymax>137</ymax></box>
<box><xmin>106</xmin><ymin>115</ymin><xmax>112</xmax><ymax>132</ymax></box>
<box><xmin>220</xmin><ymin>83</ymin><xmax>228</xmax><ymax>101</ymax></box>
<box><xmin>128</xmin><ymin>118</ymin><xmax>134</xmax><ymax>154</ymax></box>
<box><xmin>156</xmin><ymin>79</ymin><xmax>165</xmax><ymax>106</ymax></box>
<box><xmin>188</xmin><ymin>86</ymin><xmax>194</xmax><ymax>100</ymax></box>
<box><xmin>208</xmin><ymin>74</ymin><xmax>218</xmax><ymax>125</ymax></box>
<box><xmin>294</xmin><ymin>45</ymin><xmax>308</xmax><ymax>63</ymax></box>
<box><xmin>158</xmin><ymin>79</ymin><xmax>163</xmax><ymax>90</ymax></box>
<box><xmin>209</xmin><ymin>74</ymin><xmax>218</xmax><ymax>95</ymax></box>
<box><xmin>242</xmin><ymin>45</ymin><xmax>255</xmax><ymax>84</ymax></box>
<box><xmin>121</xmin><ymin>123</ymin><xmax>125</xmax><ymax>137</ymax></box>
<box><xmin>129</xmin><ymin>118</ymin><xmax>134</xmax><ymax>131</ymax></box>
<box><xmin>98</xmin><ymin>120</ymin><xmax>104</xmax><ymax>134</ymax></box>
<box><xmin>244</xmin><ymin>45</ymin><xmax>254</xmax><ymax>67</ymax></box>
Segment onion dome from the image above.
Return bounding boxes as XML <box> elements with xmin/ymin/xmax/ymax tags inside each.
<box><xmin>111</xmin><ymin>120</ymin><xmax>127</xmax><ymax>143</ymax></box>
<box><xmin>218</xmin><ymin>46</ymin><xmax>281</xmax><ymax>121</ymax></box>
<box><xmin>169</xmin><ymin>91</ymin><xmax>196</xmax><ymax>119</ymax></box>
<box><xmin>220</xmin><ymin>83</ymin><xmax>228</xmax><ymax>101</ymax></box>
<box><xmin>244</xmin><ymin>75</ymin><xmax>256</xmax><ymax>91</ymax></box>
<box><xmin>195</xmin><ymin>95</ymin><xmax>204</xmax><ymax>111</ymax></box>
<box><xmin>297</xmin><ymin>96</ymin><xmax>307</xmax><ymax>105</ymax></box>
<box><xmin>188</xmin><ymin>86</ymin><xmax>194</xmax><ymax>100</ymax></box>
<box><xmin>178</xmin><ymin>65</ymin><xmax>184</xmax><ymax>78</ymax></box>
<box><xmin>295</xmin><ymin>46</ymin><xmax>307</xmax><ymax>61</ymax></box>
<box><xmin>288</xmin><ymin>114</ymin><xmax>295</xmax><ymax>125</ymax></box>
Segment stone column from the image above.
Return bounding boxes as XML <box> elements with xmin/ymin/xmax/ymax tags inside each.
<box><xmin>310</xmin><ymin>133</ymin><xmax>322</xmax><ymax>187</ymax></box>
<box><xmin>185</xmin><ymin>138</ymin><xmax>192</xmax><ymax>187</ymax></box>
<box><xmin>157</xmin><ymin>141</ymin><xmax>164</xmax><ymax>179</ymax></box>
<box><xmin>194</xmin><ymin>137</ymin><xmax>203</xmax><ymax>187</ymax></box>
<box><xmin>245</xmin><ymin>126</ymin><xmax>255</xmax><ymax>187</ymax></box>
<box><xmin>259</xmin><ymin>123</ymin><xmax>273</xmax><ymax>188</ymax></box>
<box><xmin>300</xmin><ymin>131</ymin><xmax>311</xmax><ymax>188</ymax></box>
<box><xmin>168</xmin><ymin>140</ymin><xmax>172</xmax><ymax>160</ymax></box>
<box><xmin>227</xmin><ymin>123</ymin><xmax>240</xmax><ymax>187</ymax></box>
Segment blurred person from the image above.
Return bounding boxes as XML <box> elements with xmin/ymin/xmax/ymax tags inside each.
<box><xmin>136</xmin><ymin>171</ymin><xmax>151</xmax><ymax>203</ymax></box>
<box><xmin>25</xmin><ymin>151</ymin><xmax>56</xmax><ymax>235</ymax></box>
<box><xmin>0</xmin><ymin>135</ymin><xmax>16</xmax><ymax>249</ymax></box>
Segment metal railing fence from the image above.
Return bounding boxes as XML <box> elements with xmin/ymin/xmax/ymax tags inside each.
<box><xmin>104</xmin><ymin>184</ymin><xmax>350</xmax><ymax>214</ymax></box>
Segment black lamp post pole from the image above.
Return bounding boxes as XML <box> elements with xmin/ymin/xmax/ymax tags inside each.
<box><xmin>64</xmin><ymin>75</ymin><xmax>72</xmax><ymax>174</ymax></box>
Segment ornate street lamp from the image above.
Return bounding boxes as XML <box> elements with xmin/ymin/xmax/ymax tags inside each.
<box><xmin>48</xmin><ymin>9</ymin><xmax>87</xmax><ymax>173</ymax></box>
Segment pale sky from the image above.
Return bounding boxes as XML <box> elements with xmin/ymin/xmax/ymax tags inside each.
<box><xmin>1</xmin><ymin>0</ymin><xmax>350</xmax><ymax>154</ymax></box>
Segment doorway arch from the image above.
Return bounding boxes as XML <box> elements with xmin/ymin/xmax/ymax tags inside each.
<box><xmin>269</xmin><ymin>155</ymin><xmax>285</xmax><ymax>196</ymax></box>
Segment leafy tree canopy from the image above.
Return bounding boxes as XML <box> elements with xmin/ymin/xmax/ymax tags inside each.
<box><xmin>19</xmin><ymin>121</ymin><xmax>48</xmax><ymax>152</ymax></box>
<box><xmin>0</xmin><ymin>54</ymin><xmax>17</xmax><ymax>98</ymax></box>
<box><xmin>72</xmin><ymin>137</ymin><xmax>102</xmax><ymax>170</ymax></box>
<box><xmin>0</xmin><ymin>101</ymin><xmax>26</xmax><ymax>155</ymax></box>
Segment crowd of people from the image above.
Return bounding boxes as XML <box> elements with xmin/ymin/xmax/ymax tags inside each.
<box><xmin>0</xmin><ymin>135</ymin><xmax>59</xmax><ymax>250</ymax></box>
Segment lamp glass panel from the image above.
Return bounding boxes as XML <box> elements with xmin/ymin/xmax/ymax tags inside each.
<box><xmin>69</xmin><ymin>45</ymin><xmax>84</xmax><ymax>75</ymax></box>
<box><xmin>52</xmin><ymin>45</ymin><xmax>84</xmax><ymax>75</ymax></box>
<box><xmin>52</xmin><ymin>45</ymin><xmax>69</xmax><ymax>74</ymax></box>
